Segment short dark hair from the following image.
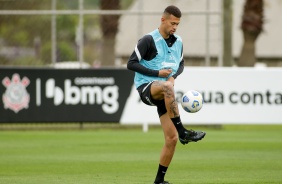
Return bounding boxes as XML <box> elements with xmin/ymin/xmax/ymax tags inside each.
<box><xmin>164</xmin><ymin>5</ymin><xmax>182</xmax><ymax>18</ymax></box>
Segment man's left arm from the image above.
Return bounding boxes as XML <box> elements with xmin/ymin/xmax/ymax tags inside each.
<box><xmin>172</xmin><ymin>44</ymin><xmax>184</xmax><ymax>79</ymax></box>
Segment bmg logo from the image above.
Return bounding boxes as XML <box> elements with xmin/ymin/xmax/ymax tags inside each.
<box><xmin>43</xmin><ymin>78</ymin><xmax>119</xmax><ymax>114</ymax></box>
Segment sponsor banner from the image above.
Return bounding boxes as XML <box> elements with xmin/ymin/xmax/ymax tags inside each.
<box><xmin>121</xmin><ymin>67</ymin><xmax>282</xmax><ymax>124</ymax></box>
<box><xmin>0</xmin><ymin>68</ymin><xmax>134</xmax><ymax>122</ymax></box>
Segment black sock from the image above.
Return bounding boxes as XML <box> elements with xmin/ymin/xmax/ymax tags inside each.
<box><xmin>171</xmin><ymin>116</ymin><xmax>186</xmax><ymax>134</ymax></box>
<box><xmin>154</xmin><ymin>164</ymin><xmax>168</xmax><ymax>183</ymax></box>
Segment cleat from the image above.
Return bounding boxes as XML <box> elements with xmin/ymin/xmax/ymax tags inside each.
<box><xmin>154</xmin><ymin>181</ymin><xmax>171</xmax><ymax>184</ymax></box>
<box><xmin>179</xmin><ymin>129</ymin><xmax>206</xmax><ymax>145</ymax></box>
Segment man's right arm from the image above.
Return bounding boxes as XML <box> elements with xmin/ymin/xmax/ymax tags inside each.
<box><xmin>127</xmin><ymin>35</ymin><xmax>159</xmax><ymax>77</ymax></box>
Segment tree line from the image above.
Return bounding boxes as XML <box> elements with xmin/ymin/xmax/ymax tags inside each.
<box><xmin>0</xmin><ymin>0</ymin><xmax>263</xmax><ymax>67</ymax></box>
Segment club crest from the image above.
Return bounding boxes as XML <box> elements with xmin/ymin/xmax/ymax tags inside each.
<box><xmin>2</xmin><ymin>73</ymin><xmax>30</xmax><ymax>113</ymax></box>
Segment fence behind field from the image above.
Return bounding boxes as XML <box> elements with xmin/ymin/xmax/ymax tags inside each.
<box><xmin>0</xmin><ymin>0</ymin><xmax>223</xmax><ymax>67</ymax></box>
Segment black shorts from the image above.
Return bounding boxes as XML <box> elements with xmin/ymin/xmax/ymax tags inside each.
<box><xmin>137</xmin><ymin>82</ymin><xmax>167</xmax><ymax>117</ymax></box>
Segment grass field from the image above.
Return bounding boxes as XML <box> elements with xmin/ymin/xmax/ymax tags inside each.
<box><xmin>0</xmin><ymin>125</ymin><xmax>282</xmax><ymax>184</ymax></box>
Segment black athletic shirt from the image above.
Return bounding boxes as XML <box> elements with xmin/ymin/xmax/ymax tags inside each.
<box><xmin>127</xmin><ymin>34</ymin><xmax>184</xmax><ymax>79</ymax></box>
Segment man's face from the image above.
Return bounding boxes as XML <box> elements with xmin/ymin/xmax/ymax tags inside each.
<box><xmin>162</xmin><ymin>14</ymin><xmax>180</xmax><ymax>36</ymax></box>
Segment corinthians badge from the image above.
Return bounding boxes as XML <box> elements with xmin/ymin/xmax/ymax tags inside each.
<box><xmin>2</xmin><ymin>73</ymin><xmax>30</xmax><ymax>113</ymax></box>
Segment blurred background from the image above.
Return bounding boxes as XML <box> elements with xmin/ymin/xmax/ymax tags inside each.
<box><xmin>1</xmin><ymin>0</ymin><xmax>281</xmax><ymax>68</ymax></box>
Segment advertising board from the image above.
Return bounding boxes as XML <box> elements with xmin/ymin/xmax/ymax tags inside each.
<box><xmin>1</xmin><ymin>67</ymin><xmax>281</xmax><ymax>124</ymax></box>
<box><xmin>0</xmin><ymin>68</ymin><xmax>133</xmax><ymax>122</ymax></box>
<box><xmin>121</xmin><ymin>67</ymin><xmax>282</xmax><ymax>124</ymax></box>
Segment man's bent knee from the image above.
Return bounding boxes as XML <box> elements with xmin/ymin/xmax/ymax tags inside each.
<box><xmin>162</xmin><ymin>81</ymin><xmax>174</xmax><ymax>90</ymax></box>
<box><xmin>162</xmin><ymin>81</ymin><xmax>175</xmax><ymax>96</ymax></box>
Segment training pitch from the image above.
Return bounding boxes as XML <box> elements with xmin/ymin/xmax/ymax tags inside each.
<box><xmin>0</xmin><ymin>125</ymin><xmax>281</xmax><ymax>184</ymax></box>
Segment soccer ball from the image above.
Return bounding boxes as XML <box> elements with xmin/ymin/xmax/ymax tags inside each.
<box><xmin>181</xmin><ymin>90</ymin><xmax>204</xmax><ymax>113</ymax></box>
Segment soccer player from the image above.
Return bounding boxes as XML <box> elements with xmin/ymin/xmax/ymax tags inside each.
<box><xmin>127</xmin><ymin>5</ymin><xmax>206</xmax><ymax>184</ymax></box>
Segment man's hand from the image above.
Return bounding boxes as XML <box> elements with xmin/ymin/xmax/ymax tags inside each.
<box><xmin>159</xmin><ymin>69</ymin><xmax>172</xmax><ymax>78</ymax></box>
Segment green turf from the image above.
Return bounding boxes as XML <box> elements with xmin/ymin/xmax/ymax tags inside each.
<box><xmin>0</xmin><ymin>125</ymin><xmax>282</xmax><ymax>184</ymax></box>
